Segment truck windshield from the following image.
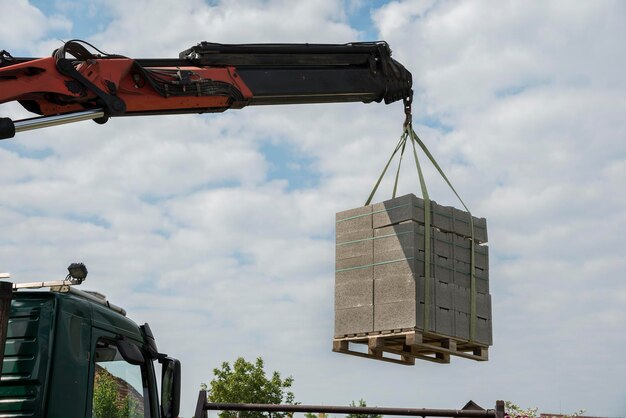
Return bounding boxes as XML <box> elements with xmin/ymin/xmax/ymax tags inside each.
<box><xmin>93</xmin><ymin>339</ymin><xmax>150</xmax><ymax>418</ymax></box>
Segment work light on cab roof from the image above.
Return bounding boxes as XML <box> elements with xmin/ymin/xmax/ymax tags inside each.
<box><xmin>66</xmin><ymin>262</ymin><xmax>88</xmax><ymax>284</ymax></box>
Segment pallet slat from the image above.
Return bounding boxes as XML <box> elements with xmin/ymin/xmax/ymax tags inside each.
<box><xmin>333</xmin><ymin>329</ymin><xmax>488</xmax><ymax>365</ymax></box>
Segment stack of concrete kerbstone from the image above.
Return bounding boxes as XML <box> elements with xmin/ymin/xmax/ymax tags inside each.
<box><xmin>334</xmin><ymin>193</ymin><xmax>492</xmax><ymax>345</ymax></box>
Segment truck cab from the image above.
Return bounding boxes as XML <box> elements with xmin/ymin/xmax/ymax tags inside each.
<box><xmin>0</xmin><ymin>272</ymin><xmax>180</xmax><ymax>418</ymax></box>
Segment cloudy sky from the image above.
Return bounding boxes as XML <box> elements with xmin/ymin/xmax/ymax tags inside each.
<box><xmin>1</xmin><ymin>0</ymin><xmax>625</xmax><ymax>416</ymax></box>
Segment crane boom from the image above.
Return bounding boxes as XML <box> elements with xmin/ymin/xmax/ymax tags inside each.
<box><xmin>0</xmin><ymin>40</ymin><xmax>412</xmax><ymax>139</ymax></box>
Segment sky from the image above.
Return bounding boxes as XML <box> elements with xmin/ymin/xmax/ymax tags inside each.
<box><xmin>1</xmin><ymin>0</ymin><xmax>625</xmax><ymax>417</ymax></box>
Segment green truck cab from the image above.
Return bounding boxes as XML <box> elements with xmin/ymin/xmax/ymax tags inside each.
<box><xmin>0</xmin><ymin>275</ymin><xmax>181</xmax><ymax>418</ymax></box>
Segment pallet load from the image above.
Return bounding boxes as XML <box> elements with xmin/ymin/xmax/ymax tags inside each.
<box><xmin>333</xmin><ymin>193</ymin><xmax>491</xmax><ymax>365</ymax></box>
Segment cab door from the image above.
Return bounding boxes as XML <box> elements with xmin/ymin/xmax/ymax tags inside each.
<box><xmin>87</xmin><ymin>329</ymin><xmax>158</xmax><ymax>418</ymax></box>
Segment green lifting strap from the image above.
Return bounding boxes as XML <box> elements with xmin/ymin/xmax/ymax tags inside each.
<box><xmin>365</xmin><ymin>120</ymin><xmax>478</xmax><ymax>341</ymax></box>
<box><xmin>408</xmin><ymin>126</ymin><xmax>478</xmax><ymax>342</ymax></box>
<box><xmin>365</xmin><ymin>130</ymin><xmax>408</xmax><ymax>206</ymax></box>
<box><xmin>407</xmin><ymin>125</ymin><xmax>432</xmax><ymax>333</ymax></box>
<box><xmin>392</xmin><ymin>138</ymin><xmax>408</xmax><ymax>199</ymax></box>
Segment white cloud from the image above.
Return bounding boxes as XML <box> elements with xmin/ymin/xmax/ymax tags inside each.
<box><xmin>2</xmin><ymin>1</ymin><xmax>626</xmax><ymax>416</ymax></box>
<box><xmin>0</xmin><ymin>0</ymin><xmax>71</xmax><ymax>53</ymax></box>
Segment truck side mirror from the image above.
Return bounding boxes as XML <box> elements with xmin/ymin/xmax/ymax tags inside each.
<box><xmin>160</xmin><ymin>357</ymin><xmax>181</xmax><ymax>418</ymax></box>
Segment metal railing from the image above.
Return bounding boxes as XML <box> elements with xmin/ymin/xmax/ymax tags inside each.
<box><xmin>195</xmin><ymin>390</ymin><xmax>505</xmax><ymax>418</ymax></box>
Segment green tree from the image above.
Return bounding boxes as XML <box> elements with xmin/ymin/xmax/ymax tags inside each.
<box><xmin>93</xmin><ymin>369</ymin><xmax>141</xmax><ymax>418</ymax></box>
<box><xmin>205</xmin><ymin>357</ymin><xmax>295</xmax><ymax>418</ymax></box>
<box><xmin>347</xmin><ymin>399</ymin><xmax>382</xmax><ymax>418</ymax></box>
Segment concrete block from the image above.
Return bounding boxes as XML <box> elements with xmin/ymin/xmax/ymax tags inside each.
<box><xmin>435</xmin><ymin>280</ymin><xmax>453</xmax><ymax>309</ymax></box>
<box><xmin>476</xmin><ymin>275</ymin><xmax>489</xmax><ymax>294</ymax></box>
<box><xmin>477</xmin><ymin>293</ymin><xmax>492</xmax><ymax>320</ymax></box>
<box><xmin>415</xmin><ymin>276</ymin><xmax>435</xmax><ymax>304</ymax></box>
<box><xmin>374</xmin><ymin>247</ymin><xmax>418</xmax><ymax>264</ymax></box>
<box><xmin>454</xmin><ymin>311</ymin><xmax>470</xmax><ymax>340</ymax></box>
<box><xmin>452</xmin><ymin>236</ymin><xmax>488</xmax><ymax>269</ymax></box>
<box><xmin>374</xmin><ymin>300</ymin><xmax>417</xmax><ymax>331</ymax></box>
<box><xmin>336</xmin><ymin>205</ymin><xmax>372</xmax><ymax>237</ymax></box>
<box><xmin>473</xmin><ymin>217</ymin><xmax>488</xmax><ymax>243</ymax></box>
<box><xmin>454</xmin><ymin>285</ymin><xmax>470</xmax><ymax>314</ymax></box>
<box><xmin>335</xmin><ymin>265</ymin><xmax>372</xmax><ymax>285</ymax></box>
<box><xmin>334</xmin><ymin>305</ymin><xmax>373</xmax><ymax>337</ymax></box>
<box><xmin>476</xmin><ymin>317</ymin><xmax>492</xmax><ymax>345</ymax></box>
<box><xmin>336</xmin><ymin>236</ymin><xmax>373</xmax><ymax>261</ymax></box>
<box><xmin>374</xmin><ymin>274</ymin><xmax>417</xmax><ymax>305</ymax></box>
<box><xmin>335</xmin><ymin>280</ymin><xmax>373</xmax><ymax>310</ymax></box>
<box><xmin>435</xmin><ymin>306</ymin><xmax>454</xmax><ymax>336</ymax></box>
<box><xmin>335</xmin><ymin>253</ymin><xmax>373</xmax><ymax>271</ymax></box>
<box><xmin>432</xmin><ymin>202</ymin><xmax>453</xmax><ymax>232</ymax></box>
<box><xmin>432</xmin><ymin>229</ymin><xmax>453</xmax><ymax>259</ymax></box>
<box><xmin>452</xmin><ymin>207</ymin><xmax>472</xmax><ymax>237</ymax></box>
<box><xmin>336</xmin><ymin>228</ymin><xmax>373</xmax><ymax>244</ymax></box>
<box><xmin>374</xmin><ymin>252</ymin><xmax>425</xmax><ymax>278</ymax></box>
<box><xmin>453</xmin><ymin>286</ymin><xmax>491</xmax><ymax>319</ymax></box>
<box><xmin>453</xmin><ymin>261</ymin><xmax>489</xmax><ymax>289</ymax></box>
<box><xmin>416</xmin><ymin>301</ymin><xmax>436</xmax><ymax>332</ymax></box>
<box><xmin>451</xmin><ymin>208</ymin><xmax>488</xmax><ymax>244</ymax></box>
<box><xmin>373</xmin><ymin>236</ymin><xmax>420</xmax><ymax>260</ymax></box>
<box><xmin>432</xmin><ymin>256</ymin><xmax>454</xmax><ymax>284</ymax></box>
<box><xmin>373</xmin><ymin>194</ymin><xmax>426</xmax><ymax>228</ymax></box>
<box><xmin>374</xmin><ymin>223</ymin><xmax>425</xmax><ymax>256</ymax></box>
<box><xmin>452</xmin><ymin>312</ymin><xmax>491</xmax><ymax>344</ymax></box>
<box><xmin>374</xmin><ymin>221</ymin><xmax>425</xmax><ymax>238</ymax></box>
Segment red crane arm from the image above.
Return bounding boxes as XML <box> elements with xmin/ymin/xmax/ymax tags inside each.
<box><xmin>0</xmin><ymin>40</ymin><xmax>412</xmax><ymax>139</ymax></box>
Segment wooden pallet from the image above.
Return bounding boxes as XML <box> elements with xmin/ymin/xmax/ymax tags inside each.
<box><xmin>332</xmin><ymin>330</ymin><xmax>488</xmax><ymax>365</ymax></box>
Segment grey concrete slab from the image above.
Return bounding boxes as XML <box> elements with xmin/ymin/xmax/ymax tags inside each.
<box><xmin>433</xmin><ymin>256</ymin><xmax>454</xmax><ymax>283</ymax></box>
<box><xmin>476</xmin><ymin>293</ymin><xmax>492</xmax><ymax>320</ymax></box>
<box><xmin>416</xmin><ymin>301</ymin><xmax>436</xmax><ymax>332</ymax></box>
<box><xmin>454</xmin><ymin>311</ymin><xmax>470</xmax><ymax>340</ymax></box>
<box><xmin>335</xmin><ymin>254</ymin><xmax>374</xmax><ymax>270</ymax></box>
<box><xmin>453</xmin><ymin>285</ymin><xmax>491</xmax><ymax>322</ymax></box>
<box><xmin>335</xmin><ymin>265</ymin><xmax>373</xmax><ymax>285</ymax></box>
<box><xmin>435</xmin><ymin>280</ymin><xmax>453</xmax><ymax>309</ymax></box>
<box><xmin>435</xmin><ymin>306</ymin><xmax>454</xmax><ymax>336</ymax></box>
<box><xmin>452</xmin><ymin>311</ymin><xmax>491</xmax><ymax>344</ymax></box>
<box><xmin>336</xmin><ymin>205</ymin><xmax>373</xmax><ymax>222</ymax></box>
<box><xmin>454</xmin><ymin>285</ymin><xmax>470</xmax><ymax>314</ymax></box>
<box><xmin>416</xmin><ymin>276</ymin><xmax>435</xmax><ymax>304</ymax></box>
<box><xmin>453</xmin><ymin>260</ymin><xmax>489</xmax><ymax>288</ymax></box>
<box><xmin>432</xmin><ymin>202</ymin><xmax>453</xmax><ymax>232</ymax></box>
<box><xmin>374</xmin><ymin>220</ymin><xmax>425</xmax><ymax>237</ymax></box>
<box><xmin>473</xmin><ymin>217</ymin><xmax>488</xmax><ymax>243</ymax></box>
<box><xmin>374</xmin><ymin>274</ymin><xmax>417</xmax><ymax>305</ymax></box>
<box><xmin>336</xmin><ymin>238</ymin><xmax>373</xmax><ymax>261</ymax></box>
<box><xmin>476</xmin><ymin>317</ymin><xmax>492</xmax><ymax>345</ymax></box>
<box><xmin>476</xmin><ymin>276</ymin><xmax>489</xmax><ymax>294</ymax></box>
<box><xmin>452</xmin><ymin>236</ymin><xmax>488</xmax><ymax>269</ymax></box>
<box><xmin>335</xmin><ymin>280</ymin><xmax>373</xmax><ymax>310</ymax></box>
<box><xmin>336</xmin><ymin>228</ymin><xmax>374</xmax><ymax>244</ymax></box>
<box><xmin>373</xmin><ymin>233</ymin><xmax>421</xmax><ymax>258</ymax></box>
<box><xmin>452</xmin><ymin>207</ymin><xmax>472</xmax><ymax>237</ymax></box>
<box><xmin>374</xmin><ymin>300</ymin><xmax>416</xmax><ymax>331</ymax></box>
<box><xmin>336</xmin><ymin>205</ymin><xmax>373</xmax><ymax>236</ymax></box>
<box><xmin>374</xmin><ymin>247</ymin><xmax>418</xmax><ymax>264</ymax></box>
<box><xmin>374</xmin><ymin>253</ymin><xmax>425</xmax><ymax>278</ymax></box>
<box><xmin>373</xmin><ymin>224</ymin><xmax>426</xmax><ymax>257</ymax></box>
<box><xmin>372</xmin><ymin>194</ymin><xmax>426</xmax><ymax>228</ymax></box>
<box><xmin>335</xmin><ymin>305</ymin><xmax>374</xmax><ymax>337</ymax></box>
<box><xmin>433</xmin><ymin>229</ymin><xmax>453</xmax><ymax>259</ymax></box>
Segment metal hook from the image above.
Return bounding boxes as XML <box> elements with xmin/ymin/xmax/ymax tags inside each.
<box><xmin>403</xmin><ymin>95</ymin><xmax>413</xmax><ymax>128</ymax></box>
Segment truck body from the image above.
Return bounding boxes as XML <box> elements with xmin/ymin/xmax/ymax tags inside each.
<box><xmin>0</xmin><ymin>282</ymin><xmax>179</xmax><ymax>417</ymax></box>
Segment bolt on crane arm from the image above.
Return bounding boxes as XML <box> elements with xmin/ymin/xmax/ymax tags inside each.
<box><xmin>0</xmin><ymin>40</ymin><xmax>413</xmax><ymax>139</ymax></box>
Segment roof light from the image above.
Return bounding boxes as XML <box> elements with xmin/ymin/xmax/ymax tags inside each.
<box><xmin>66</xmin><ymin>262</ymin><xmax>88</xmax><ymax>284</ymax></box>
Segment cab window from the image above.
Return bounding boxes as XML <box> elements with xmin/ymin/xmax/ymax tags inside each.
<box><xmin>92</xmin><ymin>339</ymin><xmax>150</xmax><ymax>418</ymax></box>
